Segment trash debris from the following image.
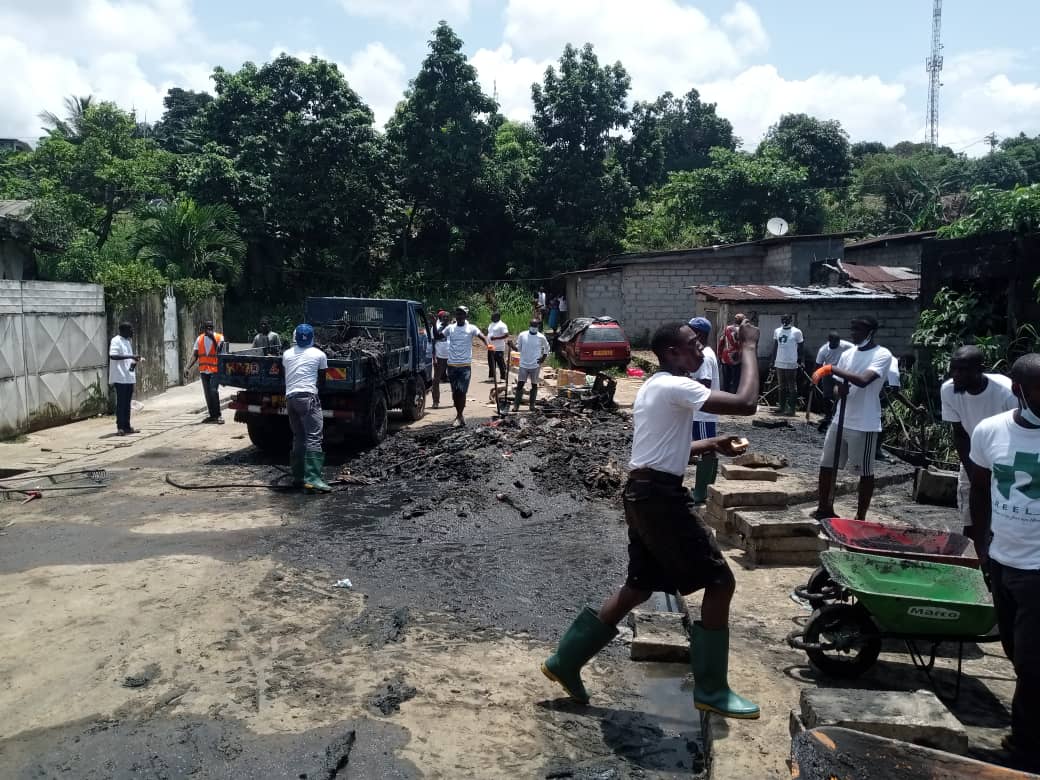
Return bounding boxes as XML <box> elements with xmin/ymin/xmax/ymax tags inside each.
<box><xmin>333</xmin><ymin>578</ymin><xmax>353</xmax><ymax>589</ymax></box>
<box><xmin>626</xmin><ymin>367</ymin><xmax>645</xmax><ymax>377</ymax></box>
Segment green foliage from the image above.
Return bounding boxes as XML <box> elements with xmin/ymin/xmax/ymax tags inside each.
<box><xmin>912</xmin><ymin>287</ymin><xmax>1003</xmax><ymax>370</ymax></box>
<box><xmin>1000</xmin><ymin>133</ymin><xmax>1040</xmax><ymax>183</ymax></box>
<box><xmin>171</xmin><ymin>277</ymin><xmax>226</xmax><ymax>306</ymax></box>
<box><xmin>759</xmin><ymin>113</ymin><xmax>852</xmax><ymax>189</ymax></box>
<box><xmin>151</xmin><ymin>88</ymin><xmax>212</xmax><ymax>153</ymax></box>
<box><xmin>852</xmin><ymin>149</ymin><xmax>970</xmax><ymax>232</ymax></box>
<box><xmin>132</xmin><ymin>198</ymin><xmax>245</xmax><ymax>283</ymax></box>
<box><xmin>937</xmin><ymin>184</ymin><xmax>1040</xmax><ymax>239</ymax></box>
<box><xmin>968</xmin><ymin>153</ymin><xmax>1028</xmax><ymax>190</ymax></box>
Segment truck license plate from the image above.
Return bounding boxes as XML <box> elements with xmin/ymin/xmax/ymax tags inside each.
<box><xmin>593</xmin><ymin>350</ymin><xmax>613</xmax><ymax>356</ymax></box>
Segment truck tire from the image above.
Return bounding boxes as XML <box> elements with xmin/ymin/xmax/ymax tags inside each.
<box><xmin>364</xmin><ymin>394</ymin><xmax>389</xmax><ymax>446</ymax></box>
<box><xmin>400</xmin><ymin>379</ymin><xmax>426</xmax><ymax>421</ymax></box>
<box><xmin>246</xmin><ymin>417</ymin><xmax>292</xmax><ymax>453</ymax></box>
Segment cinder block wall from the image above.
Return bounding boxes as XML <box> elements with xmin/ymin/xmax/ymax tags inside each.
<box><xmin>844</xmin><ymin>243</ymin><xmax>922</xmax><ymax>273</ymax></box>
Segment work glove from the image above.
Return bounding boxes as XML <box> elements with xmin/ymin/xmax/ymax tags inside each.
<box><xmin>811</xmin><ymin>365</ymin><xmax>833</xmax><ymax>385</ymax></box>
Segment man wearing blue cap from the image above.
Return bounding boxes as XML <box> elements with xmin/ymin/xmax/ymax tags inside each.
<box><xmin>282</xmin><ymin>324</ymin><xmax>331</xmax><ymax>493</ymax></box>
<box><xmin>689</xmin><ymin>317</ymin><xmax>720</xmax><ymax>504</ymax></box>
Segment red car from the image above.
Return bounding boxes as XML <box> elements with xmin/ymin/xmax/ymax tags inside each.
<box><xmin>556</xmin><ymin>317</ymin><xmax>632</xmax><ymax>370</ymax></box>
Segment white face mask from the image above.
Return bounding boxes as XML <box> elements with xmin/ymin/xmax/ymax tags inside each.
<box><xmin>856</xmin><ymin>332</ymin><xmax>874</xmax><ymax>349</ymax></box>
<box><xmin>1019</xmin><ymin>390</ymin><xmax>1040</xmax><ymax>426</ymax></box>
<box><xmin>529</xmin><ymin>327</ymin><xmax>538</xmax><ymax>334</ymax></box>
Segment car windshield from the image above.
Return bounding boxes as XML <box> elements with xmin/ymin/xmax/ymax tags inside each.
<box><xmin>582</xmin><ymin>326</ymin><xmax>626</xmax><ymax>343</ymax></box>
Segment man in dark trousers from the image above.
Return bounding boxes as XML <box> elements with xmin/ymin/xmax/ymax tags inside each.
<box><xmin>184</xmin><ymin>320</ymin><xmax>225</xmax><ymax>423</ymax></box>
<box><xmin>109</xmin><ymin>321</ymin><xmax>142</xmax><ymax>435</ymax></box>
<box><xmin>541</xmin><ymin>320</ymin><xmax>763</xmax><ymax>719</ymax></box>
<box><xmin>283</xmin><ymin>324</ymin><xmax>331</xmax><ymax>493</ymax></box>
<box><xmin>969</xmin><ymin>353</ymin><xmax>1040</xmax><ymax>771</ymax></box>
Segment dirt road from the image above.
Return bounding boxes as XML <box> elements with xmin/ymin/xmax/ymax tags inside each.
<box><xmin>0</xmin><ymin>382</ymin><xmax>1020</xmax><ymax>779</ymax></box>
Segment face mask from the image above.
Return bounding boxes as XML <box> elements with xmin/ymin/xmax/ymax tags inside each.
<box><xmin>529</xmin><ymin>327</ymin><xmax>538</xmax><ymax>334</ymax></box>
<box><xmin>856</xmin><ymin>332</ymin><xmax>874</xmax><ymax>349</ymax></box>
<box><xmin>1019</xmin><ymin>390</ymin><xmax>1040</xmax><ymax>426</ymax></box>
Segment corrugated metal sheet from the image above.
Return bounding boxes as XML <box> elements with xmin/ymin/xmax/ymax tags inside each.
<box><xmin>845</xmin><ymin>230</ymin><xmax>936</xmax><ymax>249</ymax></box>
<box><xmin>0</xmin><ymin>281</ymin><xmax>107</xmax><ymax>438</ymax></box>
<box><xmin>841</xmin><ymin>264</ymin><xmax>920</xmax><ymax>296</ymax></box>
<box><xmin>695</xmin><ymin>284</ymin><xmax>902</xmax><ymax>302</ymax></box>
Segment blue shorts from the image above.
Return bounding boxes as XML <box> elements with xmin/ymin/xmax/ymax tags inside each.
<box><xmin>692</xmin><ymin>420</ymin><xmax>717</xmax><ymax>441</ymax></box>
<box><xmin>447</xmin><ymin>365</ymin><xmax>472</xmax><ymax>395</ymax></box>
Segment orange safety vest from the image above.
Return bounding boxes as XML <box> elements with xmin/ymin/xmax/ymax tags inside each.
<box><xmin>195</xmin><ymin>332</ymin><xmax>224</xmax><ymax>374</ymax></box>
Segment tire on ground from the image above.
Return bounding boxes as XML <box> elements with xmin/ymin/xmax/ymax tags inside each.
<box><xmin>246</xmin><ymin>416</ymin><xmax>292</xmax><ymax>453</ymax></box>
<box><xmin>400</xmin><ymin>379</ymin><xmax>426</xmax><ymax>422</ymax></box>
<box><xmin>364</xmin><ymin>393</ymin><xmax>389</xmax><ymax>446</ymax></box>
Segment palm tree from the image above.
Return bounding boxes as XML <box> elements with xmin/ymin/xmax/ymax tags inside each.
<box><xmin>132</xmin><ymin>199</ymin><xmax>246</xmax><ymax>283</ymax></box>
<box><xmin>39</xmin><ymin>95</ymin><xmax>95</xmax><ymax>140</ymax></box>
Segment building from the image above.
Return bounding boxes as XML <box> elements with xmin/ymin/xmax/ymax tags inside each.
<box><xmin>0</xmin><ymin>200</ymin><xmax>35</xmax><ymax>281</ymax></box>
<box><xmin>692</xmin><ymin>284</ymin><xmax>920</xmax><ymax>362</ymax></box>
<box><xmin>0</xmin><ymin>138</ymin><xmax>31</xmax><ymax>154</ymax></box>
<box><xmin>843</xmin><ymin>231</ymin><xmax>936</xmax><ymax>273</ymax></box>
<box><xmin>558</xmin><ymin>234</ymin><xmax>851</xmax><ymax>345</ymax></box>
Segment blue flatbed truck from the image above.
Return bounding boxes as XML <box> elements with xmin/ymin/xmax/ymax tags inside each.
<box><xmin>217</xmin><ymin>297</ymin><xmax>432</xmax><ymax>452</ymax></box>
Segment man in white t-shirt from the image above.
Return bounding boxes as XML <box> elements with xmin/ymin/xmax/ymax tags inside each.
<box><xmin>814</xmin><ymin>332</ymin><xmax>853</xmax><ymax>432</ymax></box>
<box><xmin>109</xmin><ymin>321</ymin><xmax>143</xmax><ymax>435</ymax></box>
<box><xmin>811</xmin><ymin>316</ymin><xmax>892</xmax><ymax>520</ymax></box>
<box><xmin>689</xmin><ymin>317</ymin><xmax>721</xmax><ymax>504</ymax></box>
<box><xmin>485</xmin><ymin>310</ymin><xmax>510</xmax><ymax>382</ymax></box>
<box><xmin>510</xmin><ymin>319</ymin><xmax>550</xmax><ymax>411</ymax></box>
<box><xmin>770</xmin><ymin>315</ymin><xmax>803</xmax><ymax>416</ymax></box>
<box><xmin>430</xmin><ymin>310</ymin><xmax>450</xmax><ymax>409</ymax></box>
<box><xmin>282</xmin><ymin>324</ymin><xmax>330</xmax><ymax>493</ymax></box>
<box><xmin>542</xmin><ymin>320</ymin><xmax>765</xmax><ymax>720</ymax></box>
<box><xmin>969</xmin><ymin>353</ymin><xmax>1040</xmax><ymax>769</ymax></box>
<box><xmin>443</xmin><ymin>306</ymin><xmax>491</xmax><ymax>427</ymax></box>
<box><xmin>942</xmin><ymin>345</ymin><xmax>1017</xmax><ymax>533</ymax></box>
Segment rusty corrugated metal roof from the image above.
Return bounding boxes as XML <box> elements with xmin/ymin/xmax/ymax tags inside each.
<box><xmin>694</xmin><ymin>284</ymin><xmax>903</xmax><ymax>302</ymax></box>
<box><xmin>840</xmin><ymin>263</ymin><xmax>920</xmax><ymax>296</ymax></box>
<box><xmin>845</xmin><ymin>230</ymin><xmax>936</xmax><ymax>249</ymax></box>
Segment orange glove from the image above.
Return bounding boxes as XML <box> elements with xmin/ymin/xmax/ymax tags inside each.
<box><xmin>487</xmin><ymin>344</ymin><xmax>496</xmax><ymax>352</ymax></box>
<box><xmin>811</xmin><ymin>364</ymin><xmax>834</xmax><ymax>385</ymax></box>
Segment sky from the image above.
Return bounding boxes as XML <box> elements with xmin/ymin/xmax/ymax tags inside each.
<box><xmin>1</xmin><ymin>0</ymin><xmax>1038</xmax><ymax>156</ymax></box>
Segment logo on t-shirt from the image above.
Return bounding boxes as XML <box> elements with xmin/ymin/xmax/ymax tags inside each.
<box><xmin>993</xmin><ymin>452</ymin><xmax>1040</xmax><ymax>500</ymax></box>
<box><xmin>777</xmin><ymin>334</ymin><xmax>790</xmax><ymax>344</ymax></box>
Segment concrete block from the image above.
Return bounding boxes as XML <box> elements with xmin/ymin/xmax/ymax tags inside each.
<box><xmin>708</xmin><ymin>481</ymin><xmax>792</xmax><ymax>508</ymax></box>
<box><xmin>745</xmin><ymin>548</ymin><xmax>821</xmax><ymax>566</ymax></box>
<box><xmin>732</xmin><ymin>508</ymin><xmax>820</xmax><ymax>540</ymax></box>
<box><xmin>913</xmin><ymin>467</ymin><xmax>958</xmax><ymax>508</ymax></box>
<box><xmin>628</xmin><ymin>610</ymin><xmax>689</xmax><ymax>663</ymax></box>
<box><xmin>720</xmin><ymin>464</ymin><xmax>779</xmax><ymax>482</ymax></box>
<box><xmin>799</xmin><ymin>688</ymin><xmax>969</xmax><ymax>755</ymax></box>
<box><xmin>731</xmin><ymin>452</ymin><xmax>788</xmax><ymax>469</ymax></box>
<box><xmin>745</xmin><ymin>534</ymin><xmax>828</xmax><ymax>553</ymax></box>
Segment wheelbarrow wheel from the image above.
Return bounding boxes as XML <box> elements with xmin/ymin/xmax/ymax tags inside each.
<box><xmin>804</xmin><ymin>603</ymin><xmax>881</xmax><ymax>679</ymax></box>
<box><xmin>805</xmin><ymin>566</ymin><xmax>837</xmax><ymax>609</ymax></box>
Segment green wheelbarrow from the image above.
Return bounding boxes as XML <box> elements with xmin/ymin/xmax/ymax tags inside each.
<box><xmin>787</xmin><ymin>550</ymin><xmax>1001</xmax><ymax>699</ymax></box>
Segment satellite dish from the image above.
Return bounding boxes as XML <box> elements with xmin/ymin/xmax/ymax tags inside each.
<box><xmin>766</xmin><ymin>217</ymin><xmax>790</xmax><ymax>237</ymax></box>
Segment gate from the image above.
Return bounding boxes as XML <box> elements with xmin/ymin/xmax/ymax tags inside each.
<box><xmin>0</xmin><ymin>281</ymin><xmax>107</xmax><ymax>438</ymax></box>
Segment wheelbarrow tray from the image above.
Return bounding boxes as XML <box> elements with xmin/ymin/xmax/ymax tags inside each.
<box><xmin>820</xmin><ymin>550</ymin><xmax>996</xmax><ymax>637</ymax></box>
<box><xmin>821</xmin><ymin>517</ymin><xmax>978</xmax><ymax>568</ymax></box>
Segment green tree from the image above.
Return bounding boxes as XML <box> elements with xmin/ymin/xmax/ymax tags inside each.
<box><xmin>624</xmin><ymin>148</ymin><xmax>817</xmax><ymax>250</ymax></box>
<box><xmin>385</xmin><ymin>22</ymin><xmax>498</xmax><ymax>275</ymax></box>
<box><xmin>152</xmin><ymin>88</ymin><xmax>213</xmax><ymax>153</ymax></box>
<box><xmin>759</xmin><ymin>113</ymin><xmax>852</xmax><ymax>189</ymax></box>
<box><xmin>132</xmin><ymin>198</ymin><xmax>245</xmax><ymax>282</ymax></box>
<box><xmin>38</xmin><ymin>95</ymin><xmax>95</xmax><ymax>141</ymax></box>
<box><xmin>530</xmin><ymin>43</ymin><xmax>634</xmax><ymax>271</ymax></box>
<box><xmin>937</xmin><ymin>184</ymin><xmax>1040</xmax><ymax>239</ymax></box>
<box><xmin>1000</xmin><ymin>133</ymin><xmax>1040</xmax><ymax>183</ymax></box>
<box><xmin>853</xmin><ymin>150</ymin><xmax>970</xmax><ymax>232</ymax></box>
<box><xmin>969</xmin><ymin>152</ymin><xmax>1029</xmax><ymax>189</ymax></box>
<box><xmin>184</xmin><ymin>54</ymin><xmax>397</xmax><ymax>298</ymax></box>
<box><xmin>851</xmin><ymin>141</ymin><xmax>887</xmax><ymax>163</ymax></box>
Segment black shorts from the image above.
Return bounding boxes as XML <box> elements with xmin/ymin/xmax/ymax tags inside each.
<box><xmin>623</xmin><ymin>471</ymin><xmax>734</xmax><ymax>595</ymax></box>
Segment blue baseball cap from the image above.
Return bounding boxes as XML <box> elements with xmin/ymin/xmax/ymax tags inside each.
<box><xmin>294</xmin><ymin>323</ymin><xmax>315</xmax><ymax>347</ymax></box>
<box><xmin>688</xmin><ymin>317</ymin><xmax>712</xmax><ymax>336</ymax></box>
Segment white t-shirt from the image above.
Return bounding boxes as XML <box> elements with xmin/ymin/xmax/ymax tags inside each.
<box><xmin>537</xmin><ymin>291</ymin><xmax>547</xmax><ymax>308</ymax></box>
<box><xmin>558</xmin><ymin>297</ymin><xmax>568</xmax><ymax>314</ymax></box>
<box><xmin>816</xmin><ymin>340</ymin><xmax>853</xmax><ymax>367</ymax></box>
<box><xmin>834</xmin><ymin>345</ymin><xmax>893</xmax><ymax>432</ymax></box>
<box><xmin>444</xmin><ymin>322</ymin><xmax>482</xmax><ymax>366</ymax></box>
<box><xmin>773</xmin><ymin>326</ymin><xmax>803</xmax><ymax>369</ymax></box>
<box><xmin>941</xmin><ymin>374</ymin><xmax>1017</xmax><ymax>435</ymax></box>
<box><xmin>109</xmin><ymin>335</ymin><xmax>136</xmax><ymax>384</ymax></box>
<box><xmin>692</xmin><ymin>346</ymin><xmax>719</xmax><ymax>423</ymax></box>
<box><xmin>515</xmin><ymin>330</ymin><xmax>550</xmax><ymax>369</ymax></box>
<box><xmin>487</xmin><ymin>320</ymin><xmax>510</xmax><ymax>352</ymax></box>
<box><xmin>970</xmin><ymin>410</ymin><xmax>1040</xmax><ymax>569</ymax></box>
<box><xmin>434</xmin><ymin>321</ymin><xmax>450</xmax><ymax>360</ymax></box>
<box><xmin>629</xmin><ymin>371</ymin><xmax>712</xmax><ymax>477</ymax></box>
<box><xmin>282</xmin><ymin>345</ymin><xmax>328</xmax><ymax>396</ymax></box>
<box><xmin>885</xmin><ymin>356</ymin><xmax>901</xmax><ymax>388</ymax></box>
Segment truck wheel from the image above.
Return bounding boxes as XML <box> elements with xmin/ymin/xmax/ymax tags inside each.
<box><xmin>400</xmin><ymin>380</ymin><xmax>426</xmax><ymax>421</ymax></box>
<box><xmin>365</xmin><ymin>395</ymin><xmax>388</xmax><ymax>446</ymax></box>
<box><xmin>246</xmin><ymin>417</ymin><xmax>292</xmax><ymax>453</ymax></box>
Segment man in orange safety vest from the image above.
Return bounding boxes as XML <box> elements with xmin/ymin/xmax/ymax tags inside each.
<box><xmin>184</xmin><ymin>319</ymin><xmax>226</xmax><ymax>423</ymax></box>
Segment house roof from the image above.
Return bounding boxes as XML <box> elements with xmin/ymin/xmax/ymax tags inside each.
<box><xmin>0</xmin><ymin>200</ymin><xmax>32</xmax><ymax>241</ymax></box>
<box><xmin>694</xmin><ymin>284</ymin><xmax>904</xmax><ymax>303</ymax></box>
<box><xmin>839</xmin><ymin>262</ymin><xmax>920</xmax><ymax>296</ymax></box>
<box><xmin>845</xmin><ymin>230</ymin><xmax>936</xmax><ymax>250</ymax></box>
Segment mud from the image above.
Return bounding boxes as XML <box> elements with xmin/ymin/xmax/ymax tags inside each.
<box><xmin>368</xmin><ymin>675</ymin><xmax>418</xmax><ymax>716</ymax></box>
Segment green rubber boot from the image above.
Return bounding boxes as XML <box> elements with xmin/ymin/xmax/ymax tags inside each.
<box><xmin>291</xmin><ymin>451</ymin><xmax>305</xmax><ymax>488</ymax></box>
<box><xmin>541</xmin><ymin>607</ymin><xmax>618</xmax><ymax>704</ymax></box>
<box><xmin>690</xmin><ymin>621</ymin><xmax>760</xmax><ymax>719</ymax></box>
<box><xmin>529</xmin><ymin>385</ymin><xmax>538</xmax><ymax>411</ymax></box>
<box><xmin>513</xmin><ymin>384</ymin><xmax>524</xmax><ymax>412</ymax></box>
<box><xmin>304</xmin><ymin>451</ymin><xmax>332</xmax><ymax>494</ymax></box>
<box><xmin>690</xmin><ymin>457</ymin><xmax>716</xmax><ymax>504</ymax></box>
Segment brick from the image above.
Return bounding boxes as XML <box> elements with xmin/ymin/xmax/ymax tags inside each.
<box><xmin>720</xmin><ymin>464</ymin><xmax>779</xmax><ymax>481</ymax></box>
<box><xmin>744</xmin><ymin>548</ymin><xmax>821</xmax><ymax>566</ymax></box>
<box><xmin>707</xmin><ymin>481</ymin><xmax>792</xmax><ymax>508</ymax></box>
<box><xmin>628</xmin><ymin>610</ymin><xmax>689</xmax><ymax>662</ymax></box>
<box><xmin>745</xmin><ymin>535</ymin><xmax>828</xmax><ymax>553</ymax></box>
<box><xmin>799</xmin><ymin>688</ymin><xmax>969</xmax><ymax>755</ymax></box>
<box><xmin>732</xmin><ymin>508</ymin><xmax>820</xmax><ymax>540</ymax></box>
<box><xmin>731</xmin><ymin>453</ymin><xmax>788</xmax><ymax>468</ymax></box>
<box><xmin>913</xmin><ymin>467</ymin><xmax>957</xmax><ymax>507</ymax></box>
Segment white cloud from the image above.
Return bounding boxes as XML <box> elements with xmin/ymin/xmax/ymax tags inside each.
<box><xmin>471</xmin><ymin>44</ymin><xmax>550</xmax><ymax>122</ymax></box>
<box><xmin>722</xmin><ymin>1</ymin><xmax>768</xmax><ymax>57</ymax></box>
<box><xmin>339</xmin><ymin>0</ymin><xmax>471</xmax><ymax>26</ymax></box>
<box><xmin>342</xmin><ymin>43</ymin><xmax>408</xmax><ymax>126</ymax></box>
